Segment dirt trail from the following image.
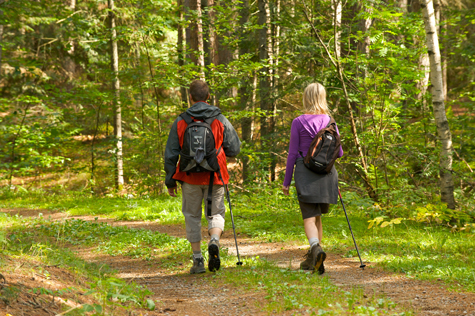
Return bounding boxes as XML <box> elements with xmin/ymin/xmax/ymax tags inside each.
<box><xmin>3</xmin><ymin>209</ymin><xmax>475</xmax><ymax>315</ymax></box>
<box><xmin>110</xmin><ymin>220</ymin><xmax>475</xmax><ymax>316</ymax></box>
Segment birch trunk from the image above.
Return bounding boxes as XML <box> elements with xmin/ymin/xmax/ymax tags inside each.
<box><xmin>332</xmin><ymin>0</ymin><xmax>342</xmax><ymax>59</ymax></box>
<box><xmin>258</xmin><ymin>0</ymin><xmax>270</xmax><ymax>140</ymax></box>
<box><xmin>420</xmin><ymin>0</ymin><xmax>455</xmax><ymax>209</ymax></box>
<box><xmin>270</xmin><ymin>0</ymin><xmax>280</xmax><ymax>182</ymax></box>
<box><xmin>108</xmin><ymin>0</ymin><xmax>124</xmax><ymax>189</ymax></box>
<box><xmin>196</xmin><ymin>0</ymin><xmax>205</xmax><ymax>80</ymax></box>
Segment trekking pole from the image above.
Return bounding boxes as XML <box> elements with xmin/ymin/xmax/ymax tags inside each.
<box><xmin>224</xmin><ymin>184</ymin><xmax>243</xmax><ymax>266</ymax></box>
<box><xmin>338</xmin><ymin>187</ymin><xmax>366</xmax><ymax>269</ymax></box>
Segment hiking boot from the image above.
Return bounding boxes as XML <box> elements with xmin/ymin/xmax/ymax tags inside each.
<box><xmin>208</xmin><ymin>238</ymin><xmax>221</xmax><ymax>272</ymax></box>
<box><xmin>317</xmin><ymin>262</ymin><xmax>325</xmax><ymax>275</ymax></box>
<box><xmin>299</xmin><ymin>244</ymin><xmax>326</xmax><ymax>273</ymax></box>
<box><xmin>190</xmin><ymin>257</ymin><xmax>206</xmax><ymax>274</ymax></box>
<box><xmin>300</xmin><ymin>249</ymin><xmax>315</xmax><ymax>271</ymax></box>
<box><xmin>312</xmin><ymin>244</ymin><xmax>326</xmax><ymax>273</ymax></box>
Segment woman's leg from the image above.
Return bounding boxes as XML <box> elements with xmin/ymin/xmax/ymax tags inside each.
<box><xmin>303</xmin><ymin>217</ymin><xmax>319</xmax><ymax>240</ymax></box>
<box><xmin>304</xmin><ymin>216</ymin><xmax>322</xmax><ymax>244</ymax></box>
<box><xmin>315</xmin><ymin>216</ymin><xmax>322</xmax><ymax>242</ymax></box>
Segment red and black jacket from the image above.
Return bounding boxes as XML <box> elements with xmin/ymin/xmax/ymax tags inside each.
<box><xmin>164</xmin><ymin>102</ymin><xmax>241</xmax><ymax>188</ymax></box>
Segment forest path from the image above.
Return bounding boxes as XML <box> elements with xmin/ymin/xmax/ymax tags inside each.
<box><xmin>5</xmin><ymin>208</ymin><xmax>475</xmax><ymax>316</ymax></box>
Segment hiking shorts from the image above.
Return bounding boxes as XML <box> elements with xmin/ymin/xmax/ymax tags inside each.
<box><xmin>181</xmin><ymin>182</ymin><xmax>226</xmax><ymax>243</ymax></box>
<box><xmin>299</xmin><ymin>201</ymin><xmax>329</xmax><ymax>220</ymax></box>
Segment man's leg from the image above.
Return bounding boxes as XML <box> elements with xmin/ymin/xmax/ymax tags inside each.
<box><xmin>182</xmin><ymin>182</ymin><xmax>206</xmax><ymax>274</ymax></box>
<box><xmin>206</xmin><ymin>184</ymin><xmax>225</xmax><ymax>272</ymax></box>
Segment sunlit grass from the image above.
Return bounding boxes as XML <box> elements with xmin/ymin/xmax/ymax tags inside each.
<box><xmin>1</xmin><ymin>186</ymin><xmax>475</xmax><ymax>294</ymax></box>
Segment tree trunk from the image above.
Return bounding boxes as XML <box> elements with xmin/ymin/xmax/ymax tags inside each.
<box><xmin>420</xmin><ymin>0</ymin><xmax>455</xmax><ymax>209</ymax></box>
<box><xmin>108</xmin><ymin>0</ymin><xmax>124</xmax><ymax>189</ymax></box>
<box><xmin>185</xmin><ymin>0</ymin><xmax>205</xmax><ymax>80</ymax></box>
<box><xmin>258</xmin><ymin>0</ymin><xmax>269</xmax><ymax>141</ymax></box>
<box><xmin>0</xmin><ymin>18</ymin><xmax>3</xmax><ymax>76</ymax></box>
<box><xmin>64</xmin><ymin>0</ymin><xmax>76</xmax><ymax>78</ymax></box>
<box><xmin>177</xmin><ymin>0</ymin><xmax>188</xmax><ymax>107</ymax></box>
<box><xmin>239</xmin><ymin>0</ymin><xmax>252</xmax><ymax>182</ymax></box>
<box><xmin>204</xmin><ymin>0</ymin><xmax>218</xmax><ymax>105</ymax></box>
<box><xmin>332</xmin><ymin>0</ymin><xmax>342</xmax><ymax>59</ymax></box>
<box><xmin>270</xmin><ymin>0</ymin><xmax>280</xmax><ymax>182</ymax></box>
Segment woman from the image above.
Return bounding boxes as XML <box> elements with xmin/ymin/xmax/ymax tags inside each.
<box><xmin>282</xmin><ymin>82</ymin><xmax>343</xmax><ymax>275</ymax></box>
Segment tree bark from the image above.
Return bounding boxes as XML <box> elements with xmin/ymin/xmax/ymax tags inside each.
<box><xmin>270</xmin><ymin>0</ymin><xmax>280</xmax><ymax>182</ymax></box>
<box><xmin>332</xmin><ymin>0</ymin><xmax>342</xmax><ymax>59</ymax></box>
<box><xmin>420</xmin><ymin>0</ymin><xmax>455</xmax><ymax>209</ymax></box>
<box><xmin>177</xmin><ymin>0</ymin><xmax>189</xmax><ymax>107</ymax></box>
<box><xmin>185</xmin><ymin>0</ymin><xmax>205</xmax><ymax>80</ymax></box>
<box><xmin>108</xmin><ymin>0</ymin><xmax>124</xmax><ymax>189</ymax></box>
<box><xmin>204</xmin><ymin>0</ymin><xmax>218</xmax><ymax>105</ymax></box>
<box><xmin>258</xmin><ymin>0</ymin><xmax>270</xmax><ymax>141</ymax></box>
<box><xmin>239</xmin><ymin>0</ymin><xmax>252</xmax><ymax>182</ymax></box>
<box><xmin>64</xmin><ymin>0</ymin><xmax>76</xmax><ymax>78</ymax></box>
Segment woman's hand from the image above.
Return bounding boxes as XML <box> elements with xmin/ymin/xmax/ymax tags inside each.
<box><xmin>282</xmin><ymin>186</ymin><xmax>290</xmax><ymax>196</ymax></box>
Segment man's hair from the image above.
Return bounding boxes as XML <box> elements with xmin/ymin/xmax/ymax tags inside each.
<box><xmin>189</xmin><ymin>80</ymin><xmax>209</xmax><ymax>102</ymax></box>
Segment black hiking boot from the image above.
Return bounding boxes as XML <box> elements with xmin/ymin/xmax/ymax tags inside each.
<box><xmin>208</xmin><ymin>238</ymin><xmax>221</xmax><ymax>272</ymax></box>
<box><xmin>190</xmin><ymin>257</ymin><xmax>206</xmax><ymax>274</ymax></box>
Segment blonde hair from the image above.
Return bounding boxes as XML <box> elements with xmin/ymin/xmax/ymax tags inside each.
<box><xmin>302</xmin><ymin>83</ymin><xmax>330</xmax><ymax>115</ymax></box>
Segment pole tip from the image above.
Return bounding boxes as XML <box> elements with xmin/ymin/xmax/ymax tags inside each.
<box><xmin>236</xmin><ymin>262</ymin><xmax>243</xmax><ymax>266</ymax></box>
<box><xmin>360</xmin><ymin>264</ymin><xmax>366</xmax><ymax>269</ymax></box>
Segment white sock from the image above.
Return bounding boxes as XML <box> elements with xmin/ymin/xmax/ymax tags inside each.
<box><xmin>210</xmin><ymin>234</ymin><xmax>220</xmax><ymax>241</ymax></box>
<box><xmin>193</xmin><ymin>251</ymin><xmax>202</xmax><ymax>259</ymax></box>
<box><xmin>308</xmin><ymin>237</ymin><xmax>320</xmax><ymax>248</ymax></box>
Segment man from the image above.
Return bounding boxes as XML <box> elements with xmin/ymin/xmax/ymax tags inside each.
<box><xmin>164</xmin><ymin>80</ymin><xmax>241</xmax><ymax>274</ymax></box>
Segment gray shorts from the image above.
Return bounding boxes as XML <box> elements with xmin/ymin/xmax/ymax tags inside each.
<box><xmin>181</xmin><ymin>182</ymin><xmax>226</xmax><ymax>243</ymax></box>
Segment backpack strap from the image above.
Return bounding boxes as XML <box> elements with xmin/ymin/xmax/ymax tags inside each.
<box><xmin>180</xmin><ymin>112</ymin><xmax>194</xmax><ymax>125</ymax></box>
<box><xmin>328</xmin><ymin>116</ymin><xmax>337</xmax><ymax>127</ymax></box>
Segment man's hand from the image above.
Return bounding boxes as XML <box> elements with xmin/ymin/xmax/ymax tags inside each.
<box><xmin>282</xmin><ymin>185</ymin><xmax>290</xmax><ymax>196</ymax></box>
<box><xmin>168</xmin><ymin>186</ymin><xmax>179</xmax><ymax>197</ymax></box>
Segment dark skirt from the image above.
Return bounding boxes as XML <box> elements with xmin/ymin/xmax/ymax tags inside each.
<box><xmin>294</xmin><ymin>157</ymin><xmax>339</xmax><ymax>204</ymax></box>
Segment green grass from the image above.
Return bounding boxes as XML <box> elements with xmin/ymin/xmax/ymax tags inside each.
<box><xmin>1</xmin><ymin>186</ymin><xmax>475</xmax><ymax>314</ymax></box>
<box><xmin>212</xmin><ymin>257</ymin><xmax>410</xmax><ymax>315</ymax></box>
<box><xmin>0</xmin><ymin>214</ymin><xmax>155</xmax><ymax>314</ymax></box>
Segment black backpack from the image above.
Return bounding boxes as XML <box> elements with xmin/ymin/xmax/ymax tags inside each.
<box><xmin>300</xmin><ymin>116</ymin><xmax>341</xmax><ymax>174</ymax></box>
<box><xmin>179</xmin><ymin>113</ymin><xmax>221</xmax><ymax>173</ymax></box>
<box><xmin>179</xmin><ymin>112</ymin><xmax>223</xmax><ymax>216</ymax></box>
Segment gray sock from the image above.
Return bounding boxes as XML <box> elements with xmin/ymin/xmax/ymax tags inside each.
<box><xmin>308</xmin><ymin>237</ymin><xmax>320</xmax><ymax>248</ymax></box>
<box><xmin>210</xmin><ymin>234</ymin><xmax>220</xmax><ymax>241</ymax></box>
<box><xmin>193</xmin><ymin>251</ymin><xmax>202</xmax><ymax>259</ymax></box>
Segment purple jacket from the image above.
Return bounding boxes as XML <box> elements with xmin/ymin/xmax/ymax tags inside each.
<box><xmin>283</xmin><ymin>114</ymin><xmax>344</xmax><ymax>187</ymax></box>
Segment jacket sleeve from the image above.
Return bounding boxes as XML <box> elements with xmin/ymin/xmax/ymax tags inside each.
<box><xmin>219</xmin><ymin>114</ymin><xmax>241</xmax><ymax>157</ymax></box>
<box><xmin>164</xmin><ymin>118</ymin><xmax>181</xmax><ymax>188</ymax></box>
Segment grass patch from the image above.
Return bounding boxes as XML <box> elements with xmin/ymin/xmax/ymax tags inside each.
<box><xmin>210</xmin><ymin>257</ymin><xmax>411</xmax><ymax>315</ymax></box>
<box><xmin>1</xmin><ymin>214</ymin><xmax>156</xmax><ymax>315</ymax></box>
